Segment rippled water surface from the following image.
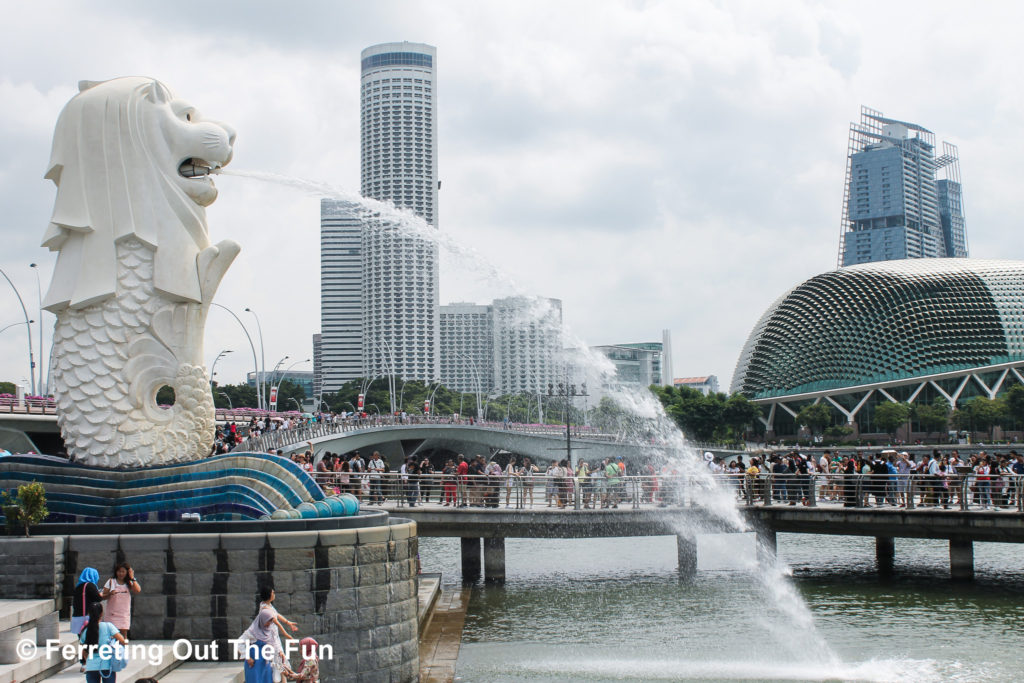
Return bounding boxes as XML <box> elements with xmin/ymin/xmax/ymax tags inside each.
<box><xmin>419</xmin><ymin>534</ymin><xmax>1024</xmax><ymax>682</ymax></box>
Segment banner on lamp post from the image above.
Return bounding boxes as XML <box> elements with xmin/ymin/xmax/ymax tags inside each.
<box><xmin>269</xmin><ymin>385</ymin><xmax>279</xmax><ymax>411</ymax></box>
<box><xmin>357</xmin><ymin>393</ymin><xmax>365</xmax><ymax>410</ymax></box>
<box><xmin>423</xmin><ymin>399</ymin><xmax>430</xmax><ymax>414</ymax></box>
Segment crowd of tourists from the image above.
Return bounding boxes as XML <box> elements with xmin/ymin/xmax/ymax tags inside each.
<box><xmin>726</xmin><ymin>448</ymin><xmax>1024</xmax><ymax>509</ymax></box>
<box><xmin>294</xmin><ymin>445</ymin><xmax>1024</xmax><ymax>512</ymax></box>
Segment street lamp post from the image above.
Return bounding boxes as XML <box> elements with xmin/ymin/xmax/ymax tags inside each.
<box><xmin>455</xmin><ymin>353</ymin><xmax>482</xmax><ymax>419</ymax></box>
<box><xmin>28</xmin><ymin>264</ymin><xmax>45</xmax><ymax>394</ymax></box>
<box><xmin>274</xmin><ymin>358</ymin><xmax>310</xmax><ymax>410</ymax></box>
<box><xmin>0</xmin><ymin>267</ymin><xmax>36</xmax><ymax>396</ymax></box>
<box><xmin>0</xmin><ymin>320</ymin><xmax>34</xmax><ymax>336</ymax></box>
<box><xmin>375</xmin><ymin>338</ymin><xmax>397</xmax><ymax>416</ymax></box>
<box><xmin>210</xmin><ymin>303</ymin><xmax>261</xmax><ymax>410</ymax></box>
<box><xmin>210</xmin><ymin>349</ymin><xmax>233</xmax><ymax>387</ymax></box>
<box><xmin>244</xmin><ymin>308</ymin><xmax>266</xmax><ymax>411</ymax></box>
<box><xmin>267</xmin><ymin>355</ymin><xmax>289</xmax><ymax>410</ymax></box>
<box><xmin>547</xmin><ymin>379</ymin><xmax>588</xmax><ymax>470</ymax></box>
<box><xmin>219</xmin><ymin>392</ymin><xmax>233</xmax><ymax>409</ymax></box>
<box><xmin>427</xmin><ymin>382</ymin><xmax>443</xmax><ymax>419</ymax></box>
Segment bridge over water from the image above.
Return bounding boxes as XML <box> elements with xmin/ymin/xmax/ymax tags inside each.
<box><xmin>350</xmin><ymin>473</ymin><xmax>1024</xmax><ymax>584</ymax></box>
<box><xmin>234</xmin><ymin>420</ymin><xmax>741</xmax><ymax>465</ymax></box>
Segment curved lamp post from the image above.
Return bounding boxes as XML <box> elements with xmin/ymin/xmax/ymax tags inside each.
<box><xmin>210</xmin><ymin>349</ymin><xmax>233</xmax><ymax>387</ymax></box>
<box><xmin>28</xmin><ymin>264</ymin><xmax>45</xmax><ymax>394</ymax></box>
<box><xmin>0</xmin><ymin>267</ymin><xmax>36</xmax><ymax>396</ymax></box>
<box><xmin>210</xmin><ymin>303</ymin><xmax>261</xmax><ymax>410</ymax></box>
<box><xmin>0</xmin><ymin>320</ymin><xmax>34</xmax><ymax>336</ymax></box>
<box><xmin>244</xmin><ymin>308</ymin><xmax>266</xmax><ymax>412</ymax></box>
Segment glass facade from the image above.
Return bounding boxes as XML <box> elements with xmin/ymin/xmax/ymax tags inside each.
<box><xmin>732</xmin><ymin>259</ymin><xmax>1024</xmax><ymax>399</ymax></box>
<box><xmin>361</xmin><ymin>52</ymin><xmax>433</xmax><ymax>71</ymax></box>
<box><xmin>839</xmin><ymin>108</ymin><xmax>968</xmax><ymax>266</ymax></box>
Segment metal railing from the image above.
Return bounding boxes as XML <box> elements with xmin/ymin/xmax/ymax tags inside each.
<box><xmin>305</xmin><ymin>471</ymin><xmax>1024</xmax><ymax>513</ymax></box>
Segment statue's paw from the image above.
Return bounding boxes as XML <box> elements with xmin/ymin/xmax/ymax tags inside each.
<box><xmin>198</xmin><ymin>240</ymin><xmax>241</xmax><ymax>302</ymax></box>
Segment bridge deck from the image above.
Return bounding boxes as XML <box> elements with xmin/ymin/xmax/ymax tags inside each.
<box><xmin>376</xmin><ymin>500</ymin><xmax>1024</xmax><ymax>544</ymax></box>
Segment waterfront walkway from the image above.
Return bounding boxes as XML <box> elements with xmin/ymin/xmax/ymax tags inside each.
<box><xmin>345</xmin><ymin>473</ymin><xmax>1024</xmax><ymax>582</ymax></box>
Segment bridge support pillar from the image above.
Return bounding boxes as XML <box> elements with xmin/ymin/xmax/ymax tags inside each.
<box><xmin>484</xmin><ymin>537</ymin><xmax>506</xmax><ymax>584</ymax></box>
<box><xmin>875</xmin><ymin>536</ymin><xmax>895</xmax><ymax>577</ymax></box>
<box><xmin>676</xmin><ymin>535</ymin><xmax>697</xmax><ymax>578</ymax></box>
<box><xmin>461</xmin><ymin>537</ymin><xmax>481</xmax><ymax>584</ymax></box>
<box><xmin>756</xmin><ymin>529</ymin><xmax>777</xmax><ymax>568</ymax></box>
<box><xmin>949</xmin><ymin>539</ymin><xmax>974</xmax><ymax>581</ymax></box>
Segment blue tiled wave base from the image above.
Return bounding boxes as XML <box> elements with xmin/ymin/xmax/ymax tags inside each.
<box><xmin>0</xmin><ymin>452</ymin><xmax>359</xmax><ymax>522</ymax></box>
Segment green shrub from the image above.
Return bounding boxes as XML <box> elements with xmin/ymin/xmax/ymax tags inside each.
<box><xmin>2</xmin><ymin>482</ymin><xmax>48</xmax><ymax>537</ymax></box>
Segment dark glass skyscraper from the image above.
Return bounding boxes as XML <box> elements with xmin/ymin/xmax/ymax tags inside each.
<box><xmin>839</xmin><ymin>107</ymin><xmax>967</xmax><ymax>267</ymax></box>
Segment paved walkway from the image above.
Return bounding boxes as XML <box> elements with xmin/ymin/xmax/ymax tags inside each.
<box><xmin>418</xmin><ymin>588</ymin><xmax>471</xmax><ymax>683</ymax></box>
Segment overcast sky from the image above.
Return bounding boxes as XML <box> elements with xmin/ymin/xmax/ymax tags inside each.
<box><xmin>2</xmin><ymin>0</ymin><xmax>1023</xmax><ymax>393</ymax></box>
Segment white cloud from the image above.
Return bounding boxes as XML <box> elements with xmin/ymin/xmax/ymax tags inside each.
<box><xmin>1</xmin><ymin>0</ymin><xmax>1023</xmax><ymax>394</ymax></box>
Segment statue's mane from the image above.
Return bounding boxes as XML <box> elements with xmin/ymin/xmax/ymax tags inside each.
<box><xmin>41</xmin><ymin>77</ymin><xmax>209</xmax><ymax>311</ymax></box>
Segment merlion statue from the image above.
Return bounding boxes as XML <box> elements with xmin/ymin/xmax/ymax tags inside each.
<box><xmin>41</xmin><ymin>77</ymin><xmax>240</xmax><ymax>468</ymax></box>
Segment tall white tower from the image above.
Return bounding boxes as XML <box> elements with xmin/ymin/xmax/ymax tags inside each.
<box><xmin>360</xmin><ymin>42</ymin><xmax>440</xmax><ymax>383</ymax></box>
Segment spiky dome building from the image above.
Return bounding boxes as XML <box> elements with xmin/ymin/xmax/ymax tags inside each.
<box><xmin>732</xmin><ymin>259</ymin><xmax>1024</xmax><ymax>435</ymax></box>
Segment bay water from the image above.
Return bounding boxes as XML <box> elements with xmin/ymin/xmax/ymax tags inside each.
<box><xmin>420</xmin><ymin>533</ymin><xmax>1024</xmax><ymax>682</ymax></box>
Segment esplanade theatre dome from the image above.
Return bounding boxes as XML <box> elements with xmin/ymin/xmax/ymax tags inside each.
<box><xmin>731</xmin><ymin>259</ymin><xmax>1024</xmax><ymax>399</ymax></box>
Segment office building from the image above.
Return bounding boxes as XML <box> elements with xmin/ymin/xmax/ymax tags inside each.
<box><xmin>439</xmin><ymin>303</ymin><xmax>494</xmax><ymax>394</ymax></box>
<box><xmin>319</xmin><ymin>42</ymin><xmax>441</xmax><ymax>389</ymax></box>
<box><xmin>312</xmin><ymin>333</ymin><xmax>323</xmax><ymax>401</ymax></box>
<box><xmin>674</xmin><ymin>376</ymin><xmax>720</xmax><ymax>396</ymax></box>
<box><xmin>594</xmin><ymin>342</ymin><xmax>665</xmax><ymax>387</ymax></box>
<box><xmin>492</xmin><ymin>297</ymin><xmax>563</xmax><ymax>395</ymax></box>
<box><xmin>247</xmin><ymin>371</ymin><xmax>315</xmax><ymax>399</ymax></box>
<box><xmin>360</xmin><ymin>41</ymin><xmax>440</xmax><ymax>383</ymax></box>
<box><xmin>838</xmin><ymin>107</ymin><xmax>967</xmax><ymax>266</ymax></box>
<box><xmin>320</xmin><ymin>200</ymin><xmax>364</xmax><ymax>389</ymax></box>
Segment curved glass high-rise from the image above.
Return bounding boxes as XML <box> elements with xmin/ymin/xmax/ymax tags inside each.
<box><xmin>320</xmin><ymin>43</ymin><xmax>439</xmax><ymax>391</ymax></box>
<box><xmin>359</xmin><ymin>42</ymin><xmax>440</xmax><ymax>384</ymax></box>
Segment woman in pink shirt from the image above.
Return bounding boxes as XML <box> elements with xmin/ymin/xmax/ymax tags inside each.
<box><xmin>101</xmin><ymin>562</ymin><xmax>141</xmax><ymax>635</ymax></box>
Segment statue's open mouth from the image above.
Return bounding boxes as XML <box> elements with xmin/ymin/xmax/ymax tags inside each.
<box><xmin>178</xmin><ymin>158</ymin><xmax>222</xmax><ymax>179</ymax></box>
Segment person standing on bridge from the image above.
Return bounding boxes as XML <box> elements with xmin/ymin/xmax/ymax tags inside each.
<box><xmin>455</xmin><ymin>454</ymin><xmax>469</xmax><ymax>506</ymax></box>
<box><xmin>505</xmin><ymin>456</ymin><xmax>520</xmax><ymax>508</ymax></box>
<box><xmin>522</xmin><ymin>457</ymin><xmax>538</xmax><ymax>507</ymax></box>
<box><xmin>442</xmin><ymin>459</ymin><xmax>458</xmax><ymax>506</ymax></box>
<box><xmin>367</xmin><ymin>452</ymin><xmax>385</xmax><ymax>504</ymax></box>
<box><xmin>604</xmin><ymin>458</ymin><xmax>621</xmax><ymax>508</ymax></box>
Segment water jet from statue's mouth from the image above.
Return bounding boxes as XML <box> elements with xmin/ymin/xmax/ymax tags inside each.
<box><xmin>179</xmin><ymin>158</ymin><xmax>220</xmax><ymax>178</ymax></box>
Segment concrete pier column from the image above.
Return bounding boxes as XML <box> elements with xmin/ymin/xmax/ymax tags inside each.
<box><xmin>949</xmin><ymin>539</ymin><xmax>974</xmax><ymax>581</ymax></box>
<box><xmin>460</xmin><ymin>537</ymin><xmax>481</xmax><ymax>584</ymax></box>
<box><xmin>757</xmin><ymin>528</ymin><xmax>777</xmax><ymax>568</ymax></box>
<box><xmin>875</xmin><ymin>536</ymin><xmax>895</xmax><ymax>577</ymax></box>
<box><xmin>677</xmin><ymin>534</ymin><xmax>698</xmax><ymax>578</ymax></box>
<box><xmin>483</xmin><ymin>537</ymin><xmax>506</xmax><ymax>584</ymax></box>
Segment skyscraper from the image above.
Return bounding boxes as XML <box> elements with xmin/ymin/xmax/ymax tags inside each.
<box><xmin>320</xmin><ymin>200</ymin><xmax>363</xmax><ymax>390</ymax></box>
<box><xmin>838</xmin><ymin>107</ymin><xmax>967</xmax><ymax>267</ymax></box>
<box><xmin>360</xmin><ymin>42</ymin><xmax>440</xmax><ymax>383</ymax></box>
<box><xmin>439</xmin><ymin>302</ymin><xmax>494</xmax><ymax>394</ymax></box>
<box><xmin>319</xmin><ymin>42</ymin><xmax>439</xmax><ymax>391</ymax></box>
<box><xmin>492</xmin><ymin>297</ymin><xmax>563</xmax><ymax>395</ymax></box>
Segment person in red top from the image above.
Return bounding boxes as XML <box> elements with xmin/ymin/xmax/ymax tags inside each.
<box><xmin>456</xmin><ymin>454</ymin><xmax>469</xmax><ymax>507</ymax></box>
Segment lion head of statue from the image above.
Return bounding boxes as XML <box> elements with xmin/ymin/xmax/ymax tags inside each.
<box><xmin>41</xmin><ymin>77</ymin><xmax>236</xmax><ymax>310</ymax></box>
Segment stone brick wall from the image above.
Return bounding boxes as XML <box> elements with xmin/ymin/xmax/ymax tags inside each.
<box><xmin>0</xmin><ymin>537</ymin><xmax>65</xmax><ymax>606</ymax></box>
<box><xmin>0</xmin><ymin>520</ymin><xmax>419</xmax><ymax>683</ymax></box>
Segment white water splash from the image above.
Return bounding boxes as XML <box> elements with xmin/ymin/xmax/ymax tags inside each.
<box><xmin>224</xmin><ymin>169</ymin><xmax>830</xmax><ymax>661</ymax></box>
